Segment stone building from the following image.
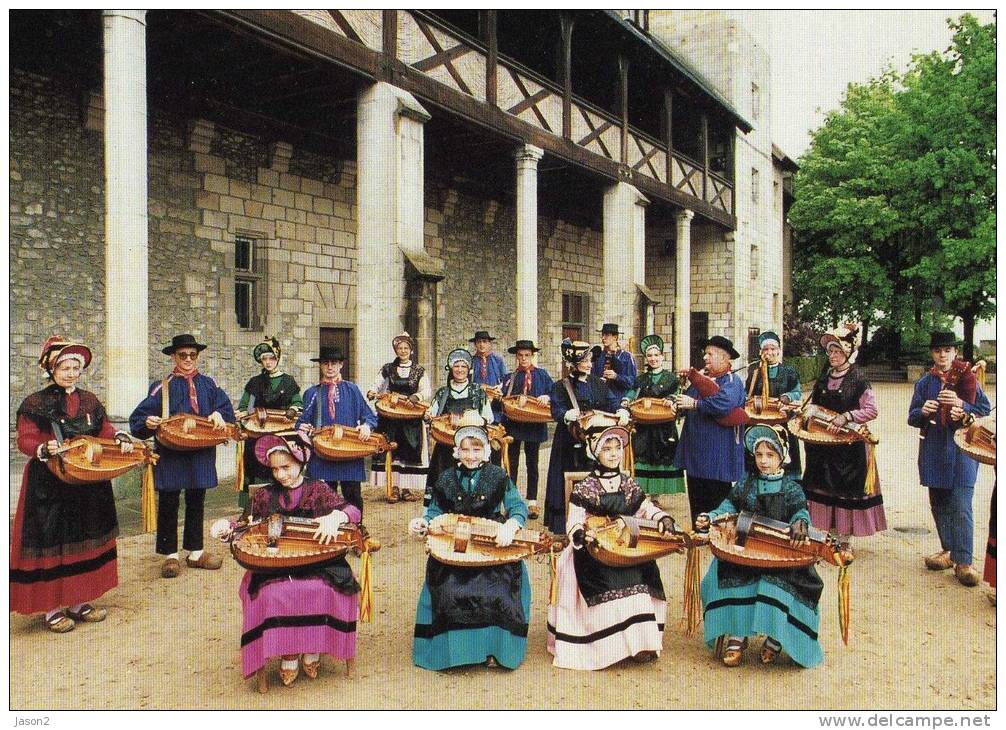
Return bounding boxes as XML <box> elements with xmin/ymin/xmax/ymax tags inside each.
<box><xmin>10</xmin><ymin>10</ymin><xmax>791</xmax><ymax>463</ymax></box>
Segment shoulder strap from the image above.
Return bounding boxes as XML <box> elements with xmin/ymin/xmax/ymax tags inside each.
<box><xmin>562</xmin><ymin>376</ymin><xmax>579</xmax><ymax>408</ymax></box>
<box><xmin>505</xmin><ymin>372</ymin><xmax>517</xmax><ymax>397</ymax></box>
<box><xmin>160</xmin><ymin>378</ymin><xmax>171</xmax><ymax>420</ymax></box>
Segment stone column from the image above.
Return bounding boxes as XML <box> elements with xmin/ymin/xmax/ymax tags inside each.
<box><xmin>356</xmin><ymin>82</ymin><xmax>430</xmax><ymax>385</ymax></box>
<box><xmin>602</xmin><ymin>182</ymin><xmax>647</xmax><ymax>332</ymax></box>
<box><xmin>674</xmin><ymin>209</ymin><xmax>694</xmax><ymax>370</ymax></box>
<box><xmin>514</xmin><ymin>145</ymin><xmax>543</xmax><ymax>341</ymax></box>
<box><xmin>103</xmin><ymin>9</ymin><xmax>149</xmax><ymax>419</ymax></box>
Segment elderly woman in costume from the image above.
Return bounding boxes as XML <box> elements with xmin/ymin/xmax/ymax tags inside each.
<box><xmin>745</xmin><ymin>330</ymin><xmax>802</xmax><ymax>476</ymax></box>
<box><xmin>908</xmin><ymin>331</ymin><xmax>991</xmax><ymax>587</ymax></box>
<box><xmin>696</xmin><ymin>425</ymin><xmax>824</xmax><ymax>668</ymax></box>
<box><xmin>621</xmin><ymin>335</ymin><xmax>684</xmax><ymax>500</ymax></box>
<box><xmin>12</xmin><ymin>337</ymin><xmax>132</xmax><ymax>632</ymax></box>
<box><xmin>424</xmin><ymin>348</ymin><xmax>494</xmax><ymax>493</ymax></box>
<box><xmin>499</xmin><ymin>339</ymin><xmax>554</xmax><ymax>520</ymax></box>
<box><xmin>803</xmin><ymin>325</ymin><xmax>886</xmax><ymax>539</ymax></box>
<box><xmin>211</xmin><ymin>434</ymin><xmax>361</xmax><ymax>692</ymax></box>
<box><xmin>236</xmin><ymin>337</ymin><xmax>303</xmax><ymax>508</ymax></box>
<box><xmin>408</xmin><ymin>412</ymin><xmax>530</xmax><ymax>670</ymax></box>
<box><xmin>672</xmin><ymin>335</ymin><xmax>747</xmax><ymax>523</ymax></box>
<box><xmin>548</xmin><ymin>426</ymin><xmax>674</xmax><ymax>670</ymax></box>
<box><xmin>591</xmin><ymin>323</ymin><xmax>638</xmax><ymax>405</ymax></box>
<box><xmin>367</xmin><ymin>332</ymin><xmax>431</xmax><ymax>503</ymax></box>
<box><xmin>544</xmin><ymin>339</ymin><xmax>627</xmax><ymax>534</ymax></box>
<box><xmin>129</xmin><ymin>334</ymin><xmax>235</xmax><ymax>578</ymax></box>
<box><xmin>296</xmin><ymin>346</ymin><xmax>377</xmax><ymax>517</ymax></box>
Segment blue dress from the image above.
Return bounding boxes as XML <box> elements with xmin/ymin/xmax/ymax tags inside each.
<box><xmin>700</xmin><ymin>472</ymin><xmax>824</xmax><ymax>668</ymax></box>
<box><xmin>296</xmin><ymin>381</ymin><xmax>378</xmax><ymax>483</ymax></box>
<box><xmin>413</xmin><ymin>463</ymin><xmax>530</xmax><ymax>670</ymax></box>
<box><xmin>129</xmin><ymin>375</ymin><xmax>235</xmax><ymax>491</ymax></box>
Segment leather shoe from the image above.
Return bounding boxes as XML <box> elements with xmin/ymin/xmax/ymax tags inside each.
<box><xmin>186</xmin><ymin>552</ymin><xmax>222</xmax><ymax>570</ymax></box>
<box><xmin>161</xmin><ymin>558</ymin><xmax>181</xmax><ymax>578</ymax></box>
<box><xmin>954</xmin><ymin>564</ymin><xmax>980</xmax><ymax>587</ymax></box>
<box><xmin>528</xmin><ymin>504</ymin><xmax>540</xmax><ymax>520</ymax></box>
<box><xmin>925</xmin><ymin>550</ymin><xmax>953</xmax><ymax>571</ymax></box>
<box><xmin>65</xmin><ymin>604</ymin><xmax>107</xmax><ymax>623</ymax></box>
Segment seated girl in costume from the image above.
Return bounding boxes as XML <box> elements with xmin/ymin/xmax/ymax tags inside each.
<box><xmin>695</xmin><ymin>424</ymin><xmax>823</xmax><ymax>668</ymax></box>
<box><xmin>211</xmin><ymin>434</ymin><xmax>361</xmax><ymax>692</ymax></box>
<box><xmin>409</xmin><ymin>411</ymin><xmax>530</xmax><ymax>671</ymax></box>
<box><xmin>548</xmin><ymin>424</ymin><xmax>675</xmax><ymax>670</ymax></box>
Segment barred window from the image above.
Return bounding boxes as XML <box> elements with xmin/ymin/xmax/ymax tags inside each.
<box><xmin>235</xmin><ymin>235</ymin><xmax>264</xmax><ymax>330</ymax></box>
<box><xmin>562</xmin><ymin>292</ymin><xmax>588</xmax><ymax>341</ymax></box>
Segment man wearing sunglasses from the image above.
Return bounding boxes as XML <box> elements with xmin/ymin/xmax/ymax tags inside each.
<box><xmin>130</xmin><ymin>334</ymin><xmax>235</xmax><ymax>579</ymax></box>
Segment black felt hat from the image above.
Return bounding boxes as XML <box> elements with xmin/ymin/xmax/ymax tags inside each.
<box><xmin>162</xmin><ymin>334</ymin><xmax>208</xmax><ymax>355</ymax></box>
<box><xmin>469</xmin><ymin>331</ymin><xmax>496</xmax><ymax>343</ymax></box>
<box><xmin>310</xmin><ymin>346</ymin><xmax>346</xmax><ymax>362</ymax></box>
<box><xmin>507</xmin><ymin>339</ymin><xmax>541</xmax><ymax>354</ymax></box>
<box><xmin>929</xmin><ymin>331</ymin><xmax>959</xmax><ymax>349</ymax></box>
<box><xmin>698</xmin><ymin>335</ymin><xmax>740</xmax><ymax>360</ymax></box>
<box><xmin>597</xmin><ymin>323</ymin><xmax>622</xmax><ymax>336</ymax></box>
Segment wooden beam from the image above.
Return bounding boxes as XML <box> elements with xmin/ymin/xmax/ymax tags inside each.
<box><xmin>663</xmin><ymin>88</ymin><xmax>673</xmax><ymax>189</ymax></box>
<box><xmin>618</xmin><ymin>55</ymin><xmax>629</xmax><ymax>165</ymax></box>
<box><xmin>559</xmin><ymin>13</ymin><xmax>574</xmax><ymax>140</ymax></box>
<box><xmin>701</xmin><ymin>112</ymin><xmax>709</xmax><ymax>204</ymax></box>
<box><xmin>382</xmin><ymin>10</ymin><xmax>397</xmax><ymax>82</ymax></box>
<box><xmin>483</xmin><ymin>10</ymin><xmax>497</xmax><ymax>107</ymax></box>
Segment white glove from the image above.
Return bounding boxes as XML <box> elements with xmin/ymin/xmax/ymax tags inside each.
<box><xmin>616</xmin><ymin>408</ymin><xmax>630</xmax><ymax>426</ymax></box>
<box><xmin>563</xmin><ymin>408</ymin><xmax>581</xmax><ymax>423</ymax></box>
<box><xmin>537</xmin><ymin>394</ymin><xmax>550</xmax><ymax>405</ymax></box>
<box><xmin>209</xmin><ymin>518</ymin><xmax>233</xmax><ymax>541</ymax></box>
<box><xmin>208</xmin><ymin>411</ymin><xmax>227</xmax><ymax>430</ymax></box>
<box><xmin>409</xmin><ymin>517</ymin><xmax>429</xmax><ymax>537</ymax></box>
<box><xmin>358</xmin><ymin>424</ymin><xmax>372</xmax><ymax>441</ymax></box>
<box><xmin>313</xmin><ymin>510</ymin><xmax>349</xmax><ymax>545</ymax></box>
<box><xmin>495</xmin><ymin>518</ymin><xmax>521</xmax><ymax>547</ymax></box>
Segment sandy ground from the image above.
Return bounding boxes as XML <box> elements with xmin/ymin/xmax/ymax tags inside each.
<box><xmin>9</xmin><ymin>383</ymin><xmax>997</xmax><ymax>710</ymax></box>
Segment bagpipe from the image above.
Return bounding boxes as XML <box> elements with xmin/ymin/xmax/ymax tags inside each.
<box><xmin>373</xmin><ymin>391</ymin><xmax>429</xmax><ymax>421</ymax></box>
<box><xmin>46</xmin><ymin>435</ymin><xmax>159</xmax><ymax>485</ymax></box>
<box><xmin>955</xmin><ymin>411</ymin><xmax>996</xmax><ymax>467</ymax></box>
<box><xmin>920</xmin><ymin>358</ymin><xmax>977</xmax><ymax>440</ymax></box>
<box><xmin>676</xmin><ymin>362</ymin><xmax>757</xmax><ymax>427</ymax></box>
<box><xmin>423</xmin><ymin>512</ymin><xmax>567</xmax><ymax>568</ymax></box>
<box><xmin>744</xmin><ymin>356</ymin><xmax>795</xmax><ymax>425</ymax></box>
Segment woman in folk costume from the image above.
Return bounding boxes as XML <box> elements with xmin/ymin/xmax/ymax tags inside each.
<box><xmin>544</xmin><ymin>339</ymin><xmax>627</xmax><ymax>534</ymax></box>
<box><xmin>548</xmin><ymin>426</ymin><xmax>674</xmax><ymax>669</ymax></box>
<box><xmin>210</xmin><ymin>434</ymin><xmax>361</xmax><ymax>692</ymax></box>
<box><xmin>129</xmin><ymin>334</ymin><xmax>235</xmax><ymax>578</ymax></box>
<box><xmin>424</xmin><ymin>348</ymin><xmax>494</xmax><ymax>495</ymax></box>
<box><xmin>744</xmin><ymin>330</ymin><xmax>802</xmax><ymax>476</ymax></box>
<box><xmin>907</xmin><ymin>331</ymin><xmax>991</xmax><ymax>586</ymax></box>
<box><xmin>985</xmin><ymin>484</ymin><xmax>996</xmax><ymax>605</ymax></box>
<box><xmin>296</xmin><ymin>346</ymin><xmax>377</xmax><ymax>517</ymax></box>
<box><xmin>367</xmin><ymin>332</ymin><xmax>431</xmax><ymax>503</ymax></box>
<box><xmin>236</xmin><ymin>337</ymin><xmax>303</xmax><ymax>509</ymax></box>
<box><xmin>621</xmin><ymin>334</ymin><xmax>684</xmax><ymax>499</ymax></box>
<box><xmin>409</xmin><ymin>412</ymin><xmax>530</xmax><ymax>670</ymax></box>
<box><xmin>803</xmin><ymin>324</ymin><xmax>886</xmax><ymax>538</ymax></box>
<box><xmin>696</xmin><ymin>425</ymin><xmax>824</xmax><ymax>668</ymax></box>
<box><xmin>11</xmin><ymin>337</ymin><xmax>131</xmax><ymax>632</ymax></box>
<box><xmin>499</xmin><ymin>339</ymin><xmax>554</xmax><ymax>520</ymax></box>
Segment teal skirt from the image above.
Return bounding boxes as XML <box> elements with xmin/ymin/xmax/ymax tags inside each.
<box><xmin>634</xmin><ymin>459</ymin><xmax>685</xmax><ymax>495</ymax></box>
<box><xmin>700</xmin><ymin>558</ymin><xmax>823</xmax><ymax>668</ymax></box>
<box><xmin>412</xmin><ymin>563</ymin><xmax>531</xmax><ymax>670</ymax></box>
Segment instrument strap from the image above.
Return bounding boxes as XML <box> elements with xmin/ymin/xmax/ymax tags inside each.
<box><xmin>505</xmin><ymin>371</ymin><xmax>517</xmax><ymax>397</ymax></box>
<box><xmin>734</xmin><ymin>511</ymin><xmax>754</xmax><ymax>547</ymax></box>
<box><xmin>621</xmin><ymin>516</ymin><xmax>641</xmax><ymax>549</ymax></box>
<box><xmin>562</xmin><ymin>376</ymin><xmax>579</xmax><ymax>412</ymax></box>
<box><xmin>160</xmin><ymin>378</ymin><xmax>171</xmax><ymax>420</ymax></box>
<box><xmin>247</xmin><ymin>393</ymin><xmax>256</xmax><ymax>410</ymax></box>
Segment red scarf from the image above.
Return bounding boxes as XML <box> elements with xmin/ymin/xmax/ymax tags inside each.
<box><xmin>321</xmin><ymin>376</ymin><xmax>342</xmax><ymax>420</ymax></box>
<box><xmin>478</xmin><ymin>354</ymin><xmax>488</xmax><ymax>381</ymax></box>
<box><xmin>517</xmin><ymin>364</ymin><xmax>535</xmax><ymax>395</ymax></box>
<box><xmin>171</xmin><ymin>367</ymin><xmax>201</xmax><ymax>414</ymax></box>
<box><xmin>706</xmin><ymin>362</ymin><xmax>730</xmax><ymax>378</ymax></box>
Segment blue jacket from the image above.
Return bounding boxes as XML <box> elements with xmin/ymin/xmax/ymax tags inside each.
<box><xmin>673</xmin><ymin>370</ymin><xmax>746</xmax><ymax>482</ymax></box>
<box><xmin>471</xmin><ymin>352</ymin><xmax>508</xmax><ymax>387</ymax></box>
<box><xmin>129</xmin><ymin>374</ymin><xmax>235</xmax><ymax>491</ymax></box>
<box><xmin>499</xmin><ymin>367</ymin><xmax>555</xmax><ymax>443</ymax></box>
<box><xmin>297</xmin><ymin>381</ymin><xmax>379</xmax><ymax>482</ymax></box>
<box><xmin>908</xmin><ymin>373</ymin><xmax>991</xmax><ymax>490</ymax></box>
<box><xmin>591</xmin><ymin>349</ymin><xmax>637</xmax><ymax>403</ymax></box>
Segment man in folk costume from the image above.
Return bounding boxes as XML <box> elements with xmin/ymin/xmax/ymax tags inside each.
<box><xmin>672</xmin><ymin>335</ymin><xmax>747</xmax><ymax>523</ymax></box>
<box><xmin>470</xmin><ymin>330</ymin><xmax>508</xmax><ymax>390</ymax></box>
<box><xmin>745</xmin><ymin>330</ymin><xmax>802</xmax><ymax>476</ymax></box>
<box><xmin>543</xmin><ymin>339</ymin><xmax>628</xmax><ymax>534</ymax></box>
<box><xmin>591</xmin><ymin>323</ymin><xmax>637</xmax><ymax>405</ymax></box>
<box><xmin>499</xmin><ymin>339</ymin><xmax>554</xmax><ymax>520</ymax></box>
<box><xmin>129</xmin><ymin>334</ymin><xmax>235</xmax><ymax>578</ymax></box>
<box><xmin>236</xmin><ymin>337</ymin><xmax>303</xmax><ymax>508</ymax></box>
<box><xmin>908</xmin><ymin>331</ymin><xmax>991</xmax><ymax>587</ymax></box>
<box><xmin>296</xmin><ymin>346</ymin><xmax>377</xmax><ymax>517</ymax></box>
<box><xmin>803</xmin><ymin>324</ymin><xmax>886</xmax><ymax>539</ymax></box>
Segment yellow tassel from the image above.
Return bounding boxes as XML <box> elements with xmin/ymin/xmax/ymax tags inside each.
<box><xmin>863</xmin><ymin>441</ymin><xmax>878</xmax><ymax>496</ymax></box>
<box><xmin>836</xmin><ymin>554</ymin><xmax>851</xmax><ymax>645</ymax></box>
<box><xmin>384</xmin><ymin>450</ymin><xmax>393</xmax><ymax>502</ymax></box>
<box><xmin>141</xmin><ymin>462</ymin><xmax>157</xmax><ymax>533</ymax></box>
<box><xmin>624</xmin><ymin>433</ymin><xmax>635</xmax><ymax>477</ymax></box>
<box><xmin>681</xmin><ymin>544</ymin><xmax>703</xmax><ymax>637</ymax></box>
<box><xmin>975</xmin><ymin>361</ymin><xmax>987</xmax><ymax>391</ymax></box>
<box><xmin>358</xmin><ymin>546</ymin><xmax>374</xmax><ymax>623</ymax></box>
<box><xmin>549</xmin><ymin>546</ymin><xmax>559</xmax><ymax>606</ymax></box>
<box><xmin>234</xmin><ymin>439</ymin><xmax>245</xmax><ymax>493</ymax></box>
<box><xmin>500</xmin><ymin>439</ymin><xmax>511</xmax><ymax>475</ymax></box>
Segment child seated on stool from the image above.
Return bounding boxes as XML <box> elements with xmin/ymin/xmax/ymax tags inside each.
<box><xmin>695</xmin><ymin>424</ymin><xmax>824</xmax><ymax>668</ymax></box>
